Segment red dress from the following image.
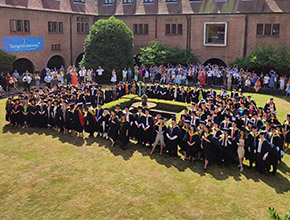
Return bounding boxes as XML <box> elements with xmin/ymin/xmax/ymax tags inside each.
<box><xmin>71</xmin><ymin>72</ymin><xmax>78</xmax><ymax>86</ymax></box>
<box><xmin>199</xmin><ymin>72</ymin><xmax>206</xmax><ymax>86</ymax></box>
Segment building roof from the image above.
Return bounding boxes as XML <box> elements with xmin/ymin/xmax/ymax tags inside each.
<box><xmin>1</xmin><ymin>0</ymin><xmax>290</xmax><ymax>15</ymax></box>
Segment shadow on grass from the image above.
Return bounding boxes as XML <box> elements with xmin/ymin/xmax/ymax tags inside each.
<box><xmin>3</xmin><ymin>124</ymin><xmax>290</xmax><ymax>194</ymax></box>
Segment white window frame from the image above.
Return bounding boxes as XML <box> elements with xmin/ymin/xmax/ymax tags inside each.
<box><xmin>203</xmin><ymin>22</ymin><xmax>228</xmax><ymax>47</ymax></box>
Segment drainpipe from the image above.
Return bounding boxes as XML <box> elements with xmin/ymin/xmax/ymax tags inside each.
<box><xmin>243</xmin><ymin>14</ymin><xmax>248</xmax><ymax>57</ymax></box>
<box><xmin>155</xmin><ymin>16</ymin><xmax>157</xmax><ymax>39</ymax></box>
<box><xmin>69</xmin><ymin>14</ymin><xmax>74</xmax><ymax>66</ymax></box>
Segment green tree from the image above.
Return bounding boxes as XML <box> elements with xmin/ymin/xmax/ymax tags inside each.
<box><xmin>81</xmin><ymin>16</ymin><xmax>134</xmax><ymax>82</ymax></box>
<box><xmin>139</xmin><ymin>40</ymin><xmax>197</xmax><ymax>66</ymax></box>
<box><xmin>268</xmin><ymin>206</ymin><xmax>290</xmax><ymax>220</ymax></box>
<box><xmin>0</xmin><ymin>50</ymin><xmax>16</xmax><ymax>73</ymax></box>
<box><xmin>230</xmin><ymin>43</ymin><xmax>290</xmax><ymax>76</ymax></box>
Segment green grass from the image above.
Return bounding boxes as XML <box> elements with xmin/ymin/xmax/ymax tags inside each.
<box><xmin>0</xmin><ymin>93</ymin><xmax>290</xmax><ymax>220</ymax></box>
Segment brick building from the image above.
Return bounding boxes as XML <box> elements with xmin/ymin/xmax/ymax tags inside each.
<box><xmin>0</xmin><ymin>0</ymin><xmax>290</xmax><ymax>73</ymax></box>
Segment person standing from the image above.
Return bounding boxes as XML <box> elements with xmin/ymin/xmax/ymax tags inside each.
<box><xmin>122</xmin><ymin>68</ymin><xmax>127</xmax><ymax>82</ymax></box>
<box><xmin>150</xmin><ymin>117</ymin><xmax>166</xmax><ymax>155</ymax></box>
<box><xmin>96</xmin><ymin>66</ymin><xmax>104</xmax><ymax>83</ymax></box>
<box><xmin>118</xmin><ymin>113</ymin><xmax>130</xmax><ymax>150</ymax></box>
<box><xmin>108</xmin><ymin>111</ymin><xmax>119</xmax><ymax>147</ymax></box>
<box><xmin>22</xmin><ymin>72</ymin><xmax>32</xmax><ymax>92</ymax></box>
<box><xmin>237</xmin><ymin>129</ymin><xmax>246</xmax><ymax>172</ymax></box>
<box><xmin>111</xmin><ymin>69</ymin><xmax>117</xmax><ymax>84</ymax></box>
<box><xmin>256</xmin><ymin>131</ymin><xmax>270</xmax><ymax>174</ymax></box>
<box><xmin>71</xmin><ymin>71</ymin><xmax>78</xmax><ymax>86</ymax></box>
<box><xmin>166</xmin><ymin>117</ymin><xmax>180</xmax><ymax>159</ymax></box>
<box><xmin>283</xmin><ymin>114</ymin><xmax>290</xmax><ymax>152</ymax></box>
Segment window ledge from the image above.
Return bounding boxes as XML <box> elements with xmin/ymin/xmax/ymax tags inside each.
<box><xmin>103</xmin><ymin>3</ymin><xmax>113</xmax><ymax>6</ymax></box>
<box><xmin>204</xmin><ymin>43</ymin><xmax>226</xmax><ymax>47</ymax></box>
<box><xmin>189</xmin><ymin>1</ymin><xmax>202</xmax><ymax>3</ymax></box>
<box><xmin>73</xmin><ymin>2</ymin><xmax>86</xmax><ymax>5</ymax></box>
<box><xmin>123</xmin><ymin>3</ymin><xmax>133</xmax><ymax>5</ymax></box>
<box><xmin>165</xmin><ymin>2</ymin><xmax>177</xmax><ymax>4</ymax></box>
<box><xmin>143</xmin><ymin>2</ymin><xmax>154</xmax><ymax>5</ymax></box>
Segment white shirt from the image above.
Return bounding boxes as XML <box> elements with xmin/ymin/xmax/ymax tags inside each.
<box><xmin>97</xmin><ymin>68</ymin><xmax>104</xmax><ymax>76</ymax></box>
<box><xmin>122</xmin><ymin>70</ymin><xmax>127</xmax><ymax>78</ymax></box>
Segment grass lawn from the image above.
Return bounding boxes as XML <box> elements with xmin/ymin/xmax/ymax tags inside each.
<box><xmin>0</xmin><ymin>94</ymin><xmax>290</xmax><ymax>220</ymax></box>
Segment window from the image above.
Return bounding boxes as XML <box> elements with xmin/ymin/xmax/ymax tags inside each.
<box><xmin>166</xmin><ymin>0</ymin><xmax>177</xmax><ymax>2</ymax></box>
<box><xmin>144</xmin><ymin>24</ymin><xmax>149</xmax><ymax>35</ymax></box>
<box><xmin>272</xmin><ymin>24</ymin><xmax>280</xmax><ymax>36</ymax></box>
<box><xmin>144</xmin><ymin>0</ymin><xmax>154</xmax><ymax>3</ymax></box>
<box><xmin>104</xmin><ymin>0</ymin><xmax>114</xmax><ymax>4</ymax></box>
<box><xmin>204</xmin><ymin>22</ymin><xmax>227</xmax><ymax>46</ymax></box>
<box><xmin>165</xmin><ymin>24</ymin><xmax>170</xmax><ymax>35</ymax></box>
<box><xmin>171</xmin><ymin>24</ymin><xmax>176</xmax><ymax>34</ymax></box>
<box><xmin>133</xmin><ymin>24</ymin><xmax>149</xmax><ymax>35</ymax></box>
<box><xmin>264</xmin><ymin>24</ymin><xmax>271</xmax><ymax>36</ymax></box>
<box><xmin>53</xmin><ymin>22</ymin><xmax>58</xmax><ymax>32</ymax></box>
<box><xmin>48</xmin><ymin>21</ymin><xmax>63</xmax><ymax>33</ymax></box>
<box><xmin>77</xmin><ymin>17</ymin><xmax>89</xmax><ymax>33</ymax></box>
<box><xmin>138</xmin><ymin>24</ymin><xmax>143</xmax><ymax>34</ymax></box>
<box><xmin>10</xmin><ymin>20</ymin><xmax>17</xmax><ymax>32</ymax></box>
<box><xmin>189</xmin><ymin>0</ymin><xmax>202</xmax><ymax>2</ymax></box>
<box><xmin>59</xmin><ymin>22</ymin><xmax>63</xmax><ymax>32</ymax></box>
<box><xmin>16</xmin><ymin>20</ymin><xmax>23</xmax><ymax>32</ymax></box>
<box><xmin>178</xmin><ymin>24</ymin><xmax>182</xmax><ymax>34</ymax></box>
<box><xmin>73</xmin><ymin>0</ymin><xmax>85</xmax><ymax>3</ymax></box>
<box><xmin>165</xmin><ymin>24</ymin><xmax>182</xmax><ymax>35</ymax></box>
<box><xmin>133</xmin><ymin>24</ymin><xmax>138</xmax><ymax>34</ymax></box>
<box><xmin>256</xmin><ymin>24</ymin><xmax>263</xmax><ymax>35</ymax></box>
<box><xmin>24</xmin><ymin>20</ymin><xmax>30</xmax><ymax>32</ymax></box>
<box><xmin>51</xmin><ymin>44</ymin><xmax>61</xmax><ymax>51</ymax></box>
<box><xmin>123</xmin><ymin>0</ymin><xmax>133</xmax><ymax>4</ymax></box>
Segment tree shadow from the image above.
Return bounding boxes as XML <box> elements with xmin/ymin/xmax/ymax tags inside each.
<box><xmin>2</xmin><ymin>124</ymin><xmax>290</xmax><ymax>194</ymax></box>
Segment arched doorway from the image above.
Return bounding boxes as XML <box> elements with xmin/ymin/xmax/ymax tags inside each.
<box><xmin>75</xmin><ymin>53</ymin><xmax>84</xmax><ymax>68</ymax></box>
<box><xmin>204</xmin><ymin>58</ymin><xmax>227</xmax><ymax>67</ymax></box>
<box><xmin>47</xmin><ymin>55</ymin><xmax>65</xmax><ymax>69</ymax></box>
<box><xmin>13</xmin><ymin>58</ymin><xmax>34</xmax><ymax>74</ymax></box>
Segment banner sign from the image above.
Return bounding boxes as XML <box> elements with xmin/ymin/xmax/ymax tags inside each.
<box><xmin>2</xmin><ymin>36</ymin><xmax>44</xmax><ymax>52</ymax></box>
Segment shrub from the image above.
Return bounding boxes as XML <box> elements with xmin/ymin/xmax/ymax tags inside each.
<box><xmin>0</xmin><ymin>50</ymin><xmax>16</xmax><ymax>73</ymax></box>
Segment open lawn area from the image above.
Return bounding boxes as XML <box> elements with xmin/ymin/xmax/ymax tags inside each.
<box><xmin>0</xmin><ymin>94</ymin><xmax>290</xmax><ymax>220</ymax></box>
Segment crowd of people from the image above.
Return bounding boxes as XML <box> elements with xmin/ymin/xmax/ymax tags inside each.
<box><xmin>1</xmin><ymin>63</ymin><xmax>290</xmax><ymax>97</ymax></box>
<box><xmin>5</xmin><ymin>77</ymin><xmax>290</xmax><ymax>175</ymax></box>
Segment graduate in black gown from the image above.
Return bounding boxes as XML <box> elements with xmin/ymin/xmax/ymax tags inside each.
<box><xmin>118</xmin><ymin>113</ymin><xmax>130</xmax><ymax>150</ymax></box>
<box><xmin>256</xmin><ymin>131</ymin><xmax>270</xmax><ymax>174</ymax></box>
<box><xmin>100</xmin><ymin>108</ymin><xmax>110</xmax><ymax>139</ymax></box>
<box><xmin>85</xmin><ymin>102</ymin><xmax>96</xmax><ymax>137</ymax></box>
<box><xmin>124</xmin><ymin>107</ymin><xmax>134</xmax><ymax>138</ymax></box>
<box><xmin>104</xmin><ymin>85</ymin><xmax>113</xmax><ymax>103</ymax></box>
<box><xmin>134</xmin><ymin>106</ymin><xmax>144</xmax><ymax>144</ymax></box>
<box><xmin>219</xmin><ymin>128</ymin><xmax>233</xmax><ymax>167</ymax></box>
<box><xmin>95</xmin><ymin>103</ymin><xmax>103</xmax><ymax>136</ymax></box>
<box><xmin>37</xmin><ymin>98</ymin><xmax>47</xmax><ymax>127</ymax></box>
<box><xmin>246</xmin><ymin>126</ymin><xmax>259</xmax><ymax>168</ymax></box>
<box><xmin>108</xmin><ymin>111</ymin><xmax>119</xmax><ymax>147</ymax></box>
<box><xmin>11</xmin><ymin>98</ymin><xmax>22</xmax><ymax>127</ymax></box>
<box><xmin>179</xmin><ymin>120</ymin><xmax>190</xmax><ymax>158</ymax></box>
<box><xmin>28</xmin><ymin>98</ymin><xmax>38</xmax><ymax>127</ymax></box>
<box><xmin>283</xmin><ymin>114</ymin><xmax>290</xmax><ymax>152</ymax></box>
<box><xmin>201</xmin><ymin>125</ymin><xmax>222</xmax><ymax>170</ymax></box>
<box><xmin>5</xmin><ymin>97</ymin><xmax>13</xmax><ymax>124</ymax></box>
<box><xmin>21</xmin><ymin>97</ymin><xmax>29</xmax><ymax>127</ymax></box>
<box><xmin>74</xmin><ymin>102</ymin><xmax>85</xmax><ymax>137</ymax></box>
<box><xmin>150</xmin><ymin>117</ymin><xmax>166</xmax><ymax>155</ymax></box>
<box><xmin>166</xmin><ymin>117</ymin><xmax>180</xmax><ymax>159</ymax></box>
<box><xmin>184</xmin><ymin>125</ymin><xmax>200</xmax><ymax>161</ymax></box>
<box><xmin>141</xmin><ymin>108</ymin><xmax>154</xmax><ymax>147</ymax></box>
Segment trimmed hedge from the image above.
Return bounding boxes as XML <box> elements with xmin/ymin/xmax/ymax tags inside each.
<box><xmin>133</xmin><ymin>97</ymin><xmax>190</xmax><ymax>112</ymax></box>
<box><xmin>102</xmin><ymin>98</ymin><xmax>134</xmax><ymax>111</ymax></box>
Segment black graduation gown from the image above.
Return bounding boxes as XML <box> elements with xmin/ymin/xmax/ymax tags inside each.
<box><xmin>37</xmin><ymin>103</ymin><xmax>47</xmax><ymax>127</ymax></box>
<box><xmin>28</xmin><ymin>105</ymin><xmax>38</xmax><ymax>126</ymax></box>
<box><xmin>178</xmin><ymin>91</ymin><xmax>186</xmax><ymax>102</ymax></box>
<box><xmin>5</xmin><ymin>102</ymin><xmax>13</xmax><ymax>122</ymax></box>
<box><xmin>283</xmin><ymin>120</ymin><xmax>290</xmax><ymax>143</ymax></box>
<box><xmin>74</xmin><ymin>109</ymin><xmax>85</xmax><ymax>132</ymax></box>
<box><xmin>219</xmin><ymin>135</ymin><xmax>233</xmax><ymax>165</ymax></box>
<box><xmin>179</xmin><ymin>127</ymin><xmax>189</xmax><ymax>152</ymax></box>
<box><xmin>185</xmin><ymin>90</ymin><xmax>191</xmax><ymax>103</ymax></box>
<box><xmin>85</xmin><ymin>107</ymin><xmax>96</xmax><ymax>134</ymax></box>
<box><xmin>141</xmin><ymin>114</ymin><xmax>154</xmax><ymax>144</ymax></box>
<box><xmin>167</xmin><ymin>88</ymin><xmax>174</xmax><ymax>100</ymax></box>
<box><xmin>256</xmin><ymin>139</ymin><xmax>270</xmax><ymax>174</ymax></box>
<box><xmin>11</xmin><ymin>104</ymin><xmax>22</xmax><ymax>125</ymax></box>
<box><xmin>134</xmin><ymin>113</ymin><xmax>144</xmax><ymax>142</ymax></box>
<box><xmin>184</xmin><ymin>132</ymin><xmax>200</xmax><ymax>157</ymax></box>
<box><xmin>125</xmin><ymin>112</ymin><xmax>135</xmax><ymax>138</ymax></box>
<box><xmin>191</xmin><ymin>90</ymin><xmax>199</xmax><ymax>103</ymax></box>
<box><xmin>119</xmin><ymin>121</ymin><xmax>130</xmax><ymax>146</ymax></box>
<box><xmin>65</xmin><ymin>109</ymin><xmax>74</xmax><ymax>130</ymax></box>
<box><xmin>246</xmin><ymin>132</ymin><xmax>259</xmax><ymax>166</ymax></box>
<box><xmin>147</xmin><ymin>86</ymin><xmax>154</xmax><ymax>98</ymax></box>
<box><xmin>109</xmin><ymin>117</ymin><xmax>119</xmax><ymax>142</ymax></box>
<box><xmin>100</xmin><ymin>114</ymin><xmax>110</xmax><ymax>134</ymax></box>
<box><xmin>160</xmin><ymin>87</ymin><xmax>167</xmax><ymax>100</ymax></box>
<box><xmin>166</xmin><ymin>125</ymin><xmax>180</xmax><ymax>157</ymax></box>
<box><xmin>202</xmin><ymin>133</ymin><xmax>222</xmax><ymax>161</ymax></box>
<box><xmin>268</xmin><ymin>143</ymin><xmax>281</xmax><ymax>174</ymax></box>
<box><xmin>105</xmin><ymin>89</ymin><xmax>113</xmax><ymax>103</ymax></box>
<box><xmin>153</xmin><ymin>85</ymin><xmax>160</xmax><ymax>99</ymax></box>
<box><xmin>95</xmin><ymin>108</ymin><xmax>104</xmax><ymax>132</ymax></box>
<box><xmin>46</xmin><ymin>106</ymin><xmax>54</xmax><ymax>127</ymax></box>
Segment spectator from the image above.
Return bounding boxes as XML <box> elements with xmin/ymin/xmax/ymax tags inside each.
<box><xmin>111</xmin><ymin>69</ymin><xmax>117</xmax><ymax>84</ymax></box>
<box><xmin>122</xmin><ymin>68</ymin><xmax>127</xmax><ymax>82</ymax></box>
<box><xmin>22</xmin><ymin>72</ymin><xmax>32</xmax><ymax>92</ymax></box>
<box><xmin>44</xmin><ymin>73</ymin><xmax>52</xmax><ymax>88</ymax></box>
<box><xmin>35</xmin><ymin>73</ymin><xmax>41</xmax><ymax>89</ymax></box>
<box><xmin>263</xmin><ymin>73</ymin><xmax>270</xmax><ymax>88</ymax></box>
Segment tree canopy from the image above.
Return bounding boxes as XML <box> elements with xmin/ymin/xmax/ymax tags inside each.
<box><xmin>139</xmin><ymin>40</ymin><xmax>198</xmax><ymax>66</ymax></box>
<box><xmin>81</xmin><ymin>16</ymin><xmax>134</xmax><ymax>82</ymax></box>
<box><xmin>0</xmin><ymin>50</ymin><xmax>16</xmax><ymax>73</ymax></box>
<box><xmin>230</xmin><ymin>43</ymin><xmax>290</xmax><ymax>76</ymax></box>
